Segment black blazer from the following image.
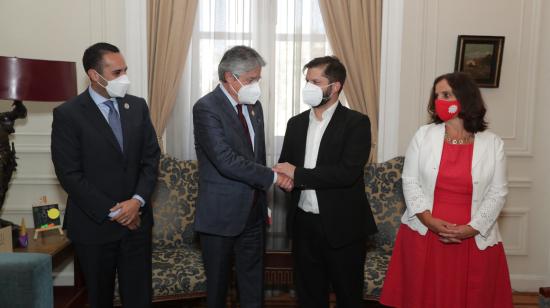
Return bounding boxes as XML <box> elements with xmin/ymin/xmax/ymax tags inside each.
<box><xmin>51</xmin><ymin>90</ymin><xmax>160</xmax><ymax>244</ymax></box>
<box><xmin>279</xmin><ymin>103</ymin><xmax>377</xmax><ymax>248</ymax></box>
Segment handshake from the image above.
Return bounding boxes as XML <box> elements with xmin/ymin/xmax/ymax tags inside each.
<box><xmin>273</xmin><ymin>162</ymin><xmax>296</xmax><ymax>192</ymax></box>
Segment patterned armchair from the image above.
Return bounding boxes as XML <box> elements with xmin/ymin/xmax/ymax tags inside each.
<box><xmin>150</xmin><ymin>155</ymin><xmax>206</xmax><ymax>301</ymax></box>
<box><xmin>363</xmin><ymin>156</ymin><xmax>406</xmax><ymax>300</ymax></box>
<box><xmin>116</xmin><ymin>155</ymin><xmax>207</xmax><ymax>303</ymax></box>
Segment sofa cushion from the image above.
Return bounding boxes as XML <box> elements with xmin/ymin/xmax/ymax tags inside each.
<box><xmin>151</xmin><ymin>247</ymin><xmax>207</xmax><ymax>297</ymax></box>
<box><xmin>0</xmin><ymin>253</ymin><xmax>53</xmax><ymax>308</ymax></box>
<box><xmin>364</xmin><ymin>156</ymin><xmax>406</xmax><ymax>254</ymax></box>
<box><xmin>363</xmin><ymin>251</ymin><xmax>391</xmax><ymax>300</ymax></box>
<box><xmin>115</xmin><ymin>246</ymin><xmax>206</xmax><ymax>302</ymax></box>
<box><xmin>152</xmin><ymin>155</ymin><xmax>199</xmax><ymax>249</ymax></box>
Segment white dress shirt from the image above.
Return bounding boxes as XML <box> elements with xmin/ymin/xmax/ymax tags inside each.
<box><xmin>298</xmin><ymin>102</ymin><xmax>338</xmax><ymax>214</ymax></box>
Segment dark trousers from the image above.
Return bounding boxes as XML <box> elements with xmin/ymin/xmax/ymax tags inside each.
<box><xmin>293</xmin><ymin>209</ymin><xmax>366</xmax><ymax>308</ymax></box>
<box><xmin>74</xmin><ymin>227</ymin><xmax>152</xmax><ymax>308</ymax></box>
<box><xmin>200</xmin><ymin>201</ymin><xmax>265</xmax><ymax>308</ymax></box>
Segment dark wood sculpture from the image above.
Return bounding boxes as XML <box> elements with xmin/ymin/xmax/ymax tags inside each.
<box><xmin>0</xmin><ymin>101</ymin><xmax>27</xmax><ymax>228</ymax></box>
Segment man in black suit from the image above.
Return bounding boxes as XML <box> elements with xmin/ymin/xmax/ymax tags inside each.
<box><xmin>193</xmin><ymin>46</ymin><xmax>293</xmax><ymax>308</ymax></box>
<box><xmin>51</xmin><ymin>42</ymin><xmax>160</xmax><ymax>308</ymax></box>
<box><xmin>274</xmin><ymin>56</ymin><xmax>377</xmax><ymax>308</ymax></box>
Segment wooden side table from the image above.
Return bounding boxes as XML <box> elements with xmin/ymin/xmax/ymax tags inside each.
<box><xmin>15</xmin><ymin>228</ymin><xmax>72</xmax><ymax>268</ymax></box>
<box><xmin>14</xmin><ymin>228</ymin><xmax>86</xmax><ymax>308</ymax></box>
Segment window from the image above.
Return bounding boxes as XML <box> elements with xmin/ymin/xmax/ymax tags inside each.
<box><xmin>167</xmin><ymin>0</ymin><xmax>332</xmax><ymax>162</ymax></box>
<box><xmin>166</xmin><ymin>0</ymin><xmax>332</xmax><ymax>248</ymax></box>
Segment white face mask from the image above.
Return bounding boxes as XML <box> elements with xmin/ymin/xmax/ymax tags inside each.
<box><xmin>302</xmin><ymin>82</ymin><xmax>334</xmax><ymax>107</ymax></box>
<box><xmin>232</xmin><ymin>74</ymin><xmax>261</xmax><ymax>105</ymax></box>
<box><xmin>97</xmin><ymin>73</ymin><xmax>131</xmax><ymax>98</ymax></box>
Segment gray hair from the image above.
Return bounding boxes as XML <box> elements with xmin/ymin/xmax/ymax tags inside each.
<box><xmin>218</xmin><ymin>46</ymin><xmax>266</xmax><ymax>82</ymax></box>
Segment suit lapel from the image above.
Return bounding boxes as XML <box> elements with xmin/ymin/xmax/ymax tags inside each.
<box><xmin>247</xmin><ymin>104</ymin><xmax>260</xmax><ymax>157</ymax></box>
<box><xmin>427</xmin><ymin>124</ymin><xmax>445</xmax><ymax>169</ymax></box>
<box><xmin>316</xmin><ymin>103</ymin><xmax>346</xmax><ymax>165</ymax></box>
<box><xmin>80</xmin><ymin>92</ymin><xmax>124</xmax><ymax>155</ymax></box>
<box><xmin>117</xmin><ymin>97</ymin><xmax>131</xmax><ymax>156</ymax></box>
<box><xmin>294</xmin><ymin>111</ymin><xmax>310</xmax><ymax>168</ymax></box>
<box><xmin>213</xmin><ymin>86</ymin><xmax>254</xmax><ymax>155</ymax></box>
<box><xmin>472</xmin><ymin>131</ymin><xmax>488</xmax><ymax>169</ymax></box>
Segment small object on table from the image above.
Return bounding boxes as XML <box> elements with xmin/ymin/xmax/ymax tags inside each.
<box><xmin>32</xmin><ymin>197</ymin><xmax>63</xmax><ymax>240</ymax></box>
<box><xmin>33</xmin><ymin>225</ymin><xmax>63</xmax><ymax>240</ymax></box>
<box><xmin>18</xmin><ymin>217</ymin><xmax>28</xmax><ymax>248</ymax></box>
<box><xmin>0</xmin><ymin>226</ymin><xmax>13</xmax><ymax>252</ymax></box>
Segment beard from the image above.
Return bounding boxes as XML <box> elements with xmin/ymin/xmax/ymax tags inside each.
<box><xmin>314</xmin><ymin>85</ymin><xmax>333</xmax><ymax>109</ymax></box>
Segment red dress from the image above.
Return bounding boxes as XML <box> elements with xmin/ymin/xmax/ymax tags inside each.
<box><xmin>380</xmin><ymin>142</ymin><xmax>513</xmax><ymax>308</ymax></box>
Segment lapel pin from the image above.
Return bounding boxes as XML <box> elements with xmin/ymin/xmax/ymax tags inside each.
<box><xmin>251</xmin><ymin>109</ymin><xmax>255</xmax><ymax>117</ymax></box>
<box><xmin>124</xmin><ymin>103</ymin><xmax>130</xmax><ymax>110</ymax></box>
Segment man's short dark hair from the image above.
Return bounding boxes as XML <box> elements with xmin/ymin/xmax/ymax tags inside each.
<box><xmin>303</xmin><ymin>56</ymin><xmax>347</xmax><ymax>93</ymax></box>
<box><xmin>82</xmin><ymin>42</ymin><xmax>120</xmax><ymax>74</ymax></box>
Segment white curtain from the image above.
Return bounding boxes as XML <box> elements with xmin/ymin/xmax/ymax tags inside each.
<box><xmin>165</xmin><ymin>0</ymin><xmax>332</xmax><ymax>249</ymax></box>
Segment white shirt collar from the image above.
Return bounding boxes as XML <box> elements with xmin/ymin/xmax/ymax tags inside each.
<box><xmin>219</xmin><ymin>82</ymin><xmax>239</xmax><ymax>110</ymax></box>
<box><xmin>309</xmin><ymin>101</ymin><xmax>339</xmax><ymax>122</ymax></box>
<box><xmin>88</xmin><ymin>86</ymin><xmax>115</xmax><ymax>106</ymax></box>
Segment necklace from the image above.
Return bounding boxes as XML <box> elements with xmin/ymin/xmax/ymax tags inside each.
<box><xmin>444</xmin><ymin>132</ymin><xmax>473</xmax><ymax>144</ymax></box>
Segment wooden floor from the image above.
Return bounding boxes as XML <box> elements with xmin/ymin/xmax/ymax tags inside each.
<box><xmin>147</xmin><ymin>293</ymin><xmax>540</xmax><ymax>307</ymax></box>
<box><xmin>513</xmin><ymin>292</ymin><xmax>540</xmax><ymax>308</ymax></box>
<box><xmin>54</xmin><ymin>288</ymin><xmax>540</xmax><ymax>308</ymax></box>
<box><xmin>150</xmin><ymin>292</ymin><xmax>541</xmax><ymax>308</ymax></box>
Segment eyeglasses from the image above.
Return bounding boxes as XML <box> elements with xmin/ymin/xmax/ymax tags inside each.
<box><xmin>234</xmin><ymin>74</ymin><xmax>261</xmax><ymax>85</ymax></box>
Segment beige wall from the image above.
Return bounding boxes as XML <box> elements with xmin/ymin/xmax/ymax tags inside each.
<box><xmin>0</xmin><ymin>0</ymin><xmax>135</xmax><ymax>285</ymax></box>
<box><xmin>397</xmin><ymin>0</ymin><xmax>549</xmax><ymax>291</ymax></box>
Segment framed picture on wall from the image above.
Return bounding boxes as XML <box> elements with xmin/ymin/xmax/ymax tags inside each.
<box><xmin>454</xmin><ymin>35</ymin><xmax>505</xmax><ymax>88</ymax></box>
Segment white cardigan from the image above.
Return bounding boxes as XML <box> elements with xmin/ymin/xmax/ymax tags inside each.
<box><xmin>400</xmin><ymin>123</ymin><xmax>508</xmax><ymax>250</ymax></box>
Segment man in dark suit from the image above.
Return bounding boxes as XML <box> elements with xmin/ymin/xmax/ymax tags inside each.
<box><xmin>193</xmin><ymin>45</ymin><xmax>292</xmax><ymax>308</ymax></box>
<box><xmin>51</xmin><ymin>42</ymin><xmax>160</xmax><ymax>308</ymax></box>
<box><xmin>274</xmin><ymin>56</ymin><xmax>377</xmax><ymax>308</ymax></box>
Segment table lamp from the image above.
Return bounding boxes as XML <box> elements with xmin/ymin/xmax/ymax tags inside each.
<box><xmin>0</xmin><ymin>56</ymin><xmax>77</xmax><ymax>230</ymax></box>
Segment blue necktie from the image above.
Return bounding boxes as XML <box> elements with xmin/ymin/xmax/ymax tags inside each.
<box><xmin>103</xmin><ymin>100</ymin><xmax>124</xmax><ymax>151</ymax></box>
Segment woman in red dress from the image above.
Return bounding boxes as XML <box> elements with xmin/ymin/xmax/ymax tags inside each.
<box><xmin>380</xmin><ymin>72</ymin><xmax>513</xmax><ymax>308</ymax></box>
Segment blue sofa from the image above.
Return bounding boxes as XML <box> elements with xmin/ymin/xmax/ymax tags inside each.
<box><xmin>0</xmin><ymin>252</ymin><xmax>53</xmax><ymax>308</ymax></box>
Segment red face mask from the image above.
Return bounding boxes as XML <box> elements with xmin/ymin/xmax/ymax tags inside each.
<box><xmin>435</xmin><ymin>99</ymin><xmax>461</xmax><ymax>122</ymax></box>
